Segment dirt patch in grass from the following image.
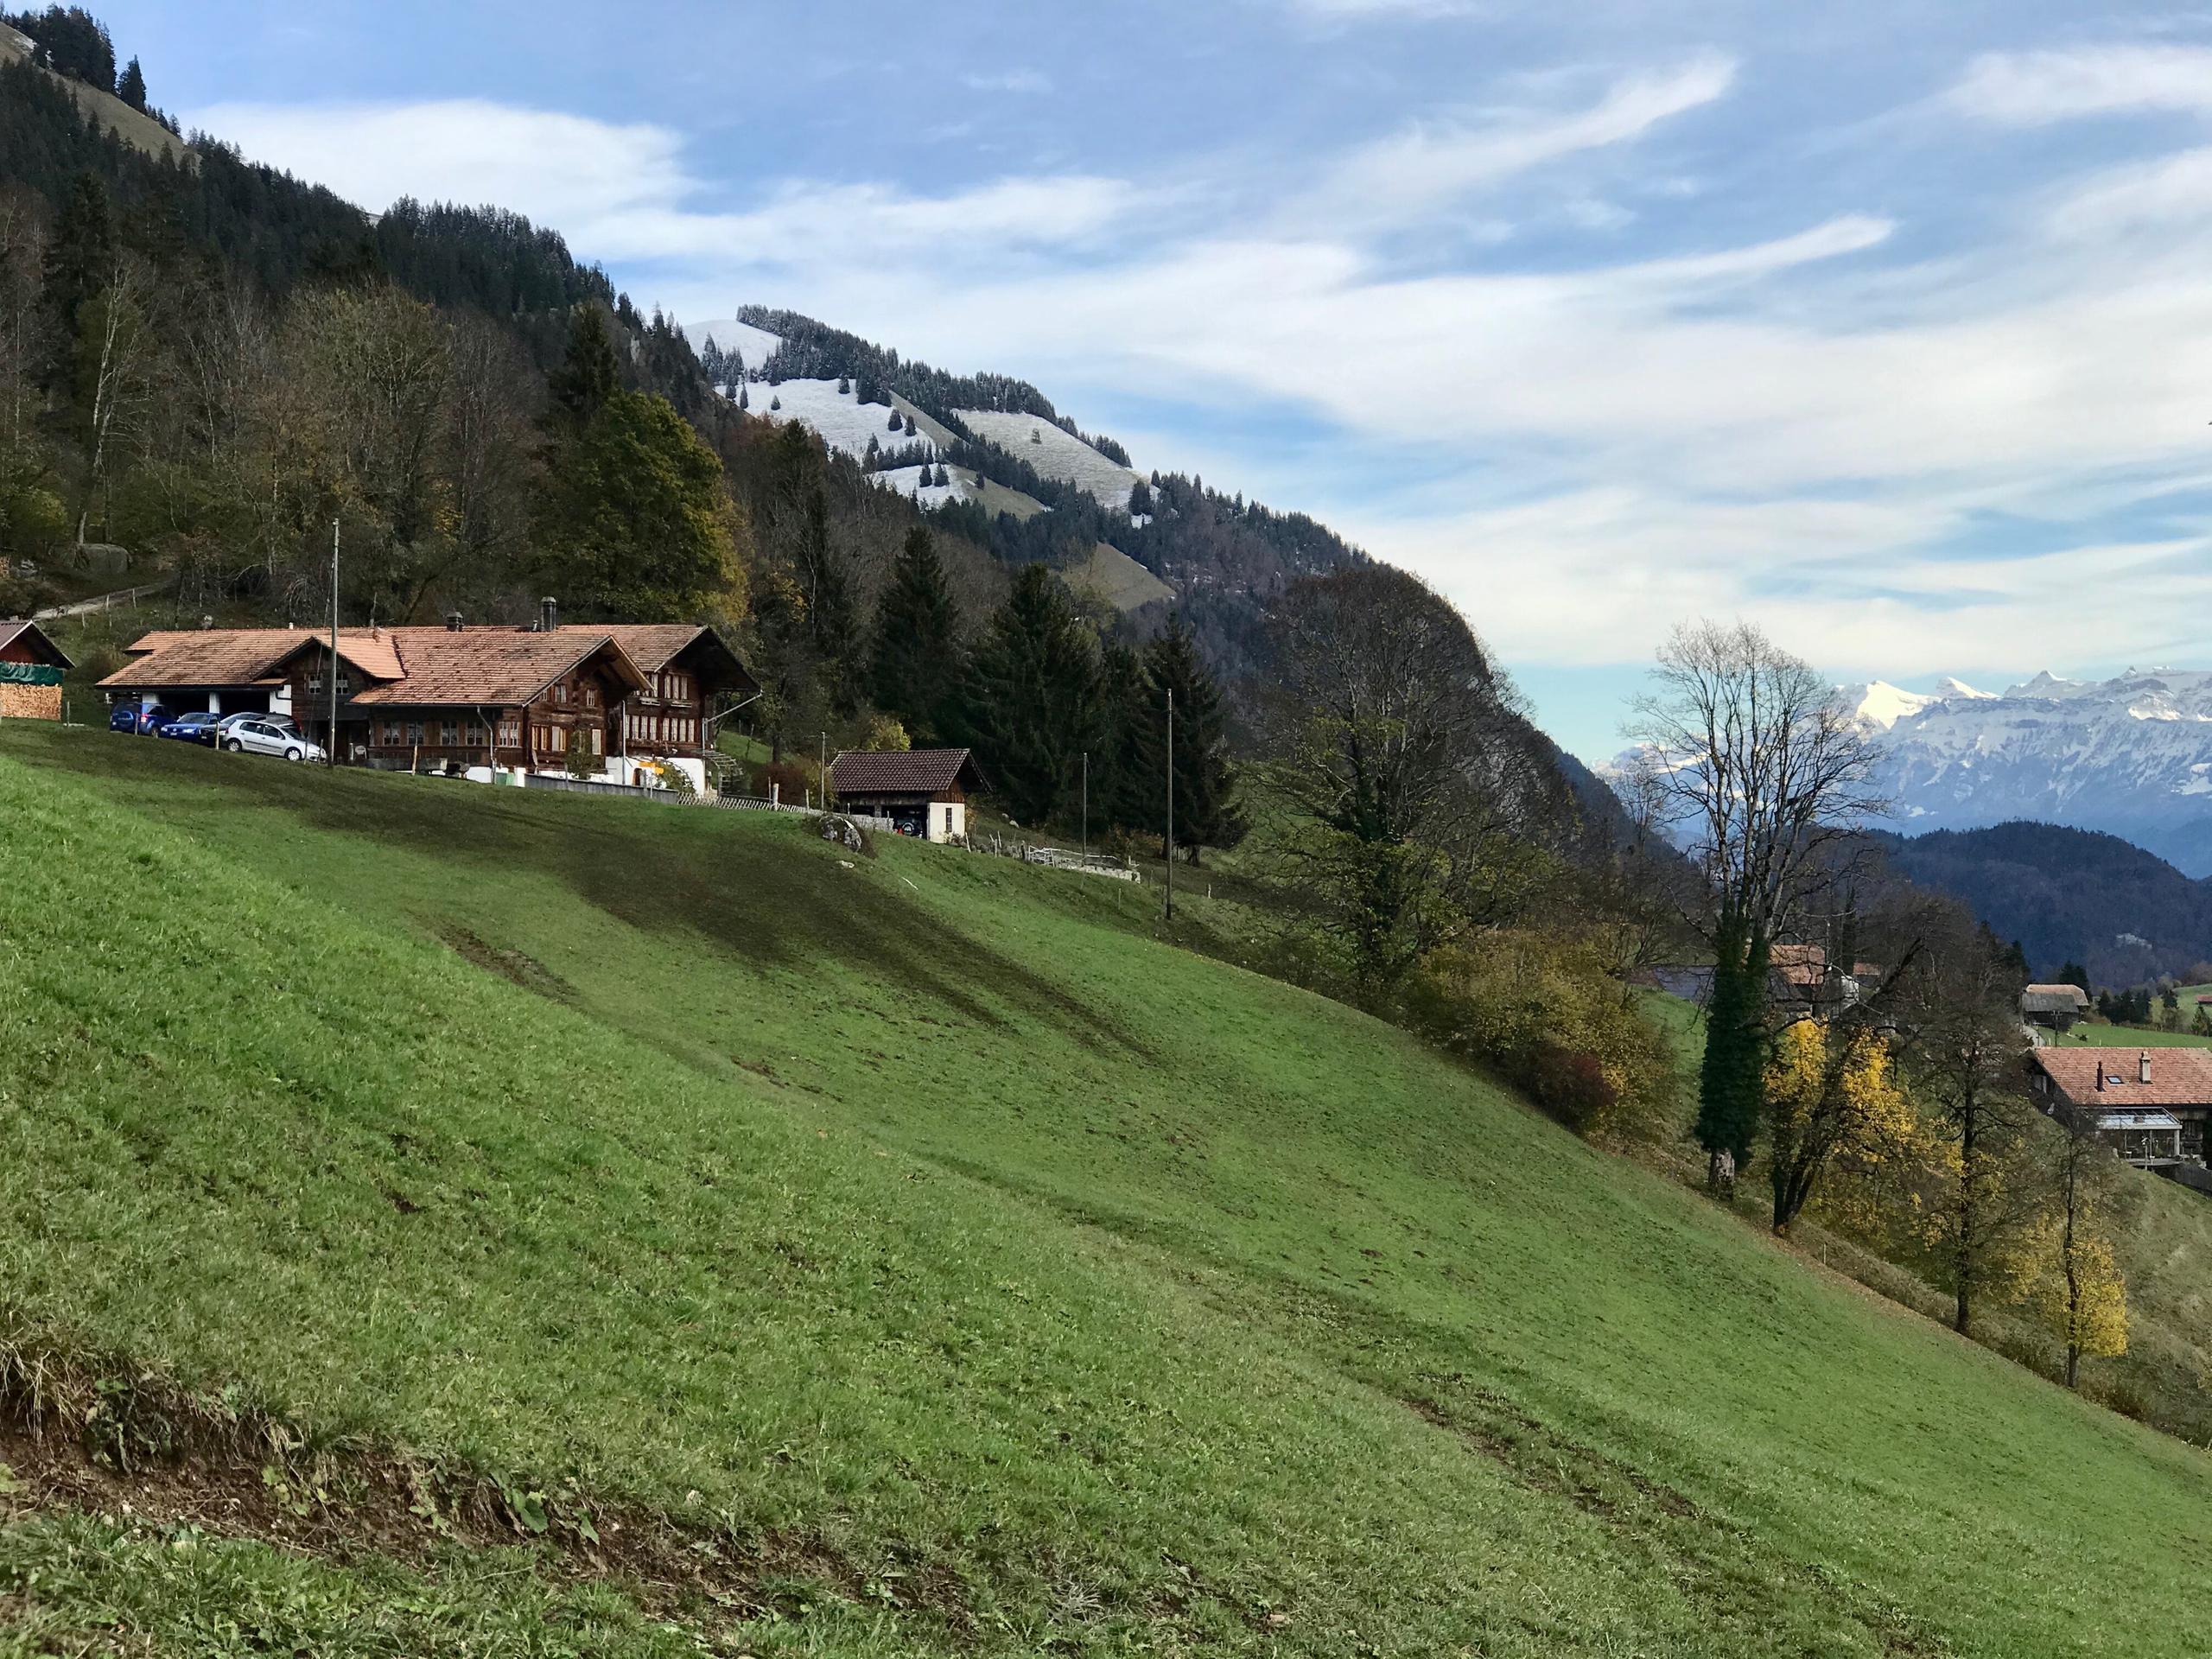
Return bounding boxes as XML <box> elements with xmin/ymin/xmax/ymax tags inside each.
<box><xmin>0</xmin><ymin>1336</ymin><xmax>975</xmax><ymax>1640</ymax></box>
<box><xmin>440</xmin><ymin>926</ymin><xmax>578</xmax><ymax>1005</ymax></box>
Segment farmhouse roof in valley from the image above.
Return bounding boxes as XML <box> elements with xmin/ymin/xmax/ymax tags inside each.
<box><xmin>2031</xmin><ymin>1047</ymin><xmax>2212</xmax><ymax>1108</ymax></box>
<box><xmin>830</xmin><ymin>747</ymin><xmax>986</xmax><ymax>798</ymax></box>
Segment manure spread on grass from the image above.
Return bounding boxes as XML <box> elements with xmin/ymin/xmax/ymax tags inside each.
<box><xmin>0</xmin><ymin>1335</ymin><xmax>976</xmax><ymax>1643</ymax></box>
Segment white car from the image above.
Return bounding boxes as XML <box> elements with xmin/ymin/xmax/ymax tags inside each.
<box><xmin>219</xmin><ymin>715</ymin><xmax>325</xmax><ymax>763</ymax></box>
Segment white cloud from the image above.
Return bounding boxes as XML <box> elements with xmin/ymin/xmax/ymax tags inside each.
<box><xmin>1948</xmin><ymin>45</ymin><xmax>2212</xmax><ymax>125</ymax></box>
<box><xmin>1300</xmin><ymin>53</ymin><xmax>1736</xmax><ymax>230</ymax></box>
<box><xmin>961</xmin><ymin>68</ymin><xmax>1053</xmax><ymax>94</ymax></box>
<box><xmin>188</xmin><ymin>98</ymin><xmax>1145</xmax><ymax>270</ymax></box>
<box><xmin>193</xmin><ymin>99</ymin><xmax>688</xmax><ymax>227</ymax></box>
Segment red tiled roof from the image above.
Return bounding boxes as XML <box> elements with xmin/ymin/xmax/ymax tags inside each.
<box><xmin>830</xmin><ymin>747</ymin><xmax>984</xmax><ymax>798</ymax></box>
<box><xmin>2032</xmin><ymin>1046</ymin><xmax>2212</xmax><ymax>1109</ymax></box>
<box><xmin>351</xmin><ymin>629</ymin><xmax>645</xmax><ymax>707</ymax></box>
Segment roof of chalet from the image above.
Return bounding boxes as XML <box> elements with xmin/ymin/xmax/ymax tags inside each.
<box><xmin>349</xmin><ymin>629</ymin><xmax>645</xmax><ymax>707</ymax></box>
<box><xmin>2022</xmin><ymin>984</ymin><xmax>2092</xmax><ymax>1013</ymax></box>
<box><xmin>0</xmin><ymin>618</ymin><xmax>71</xmax><ymax>668</ymax></box>
<box><xmin>567</xmin><ymin>624</ymin><xmax>757</xmax><ymax>693</ymax></box>
<box><xmin>2031</xmin><ymin>1046</ymin><xmax>2212</xmax><ymax>1109</ymax></box>
<box><xmin>104</xmin><ymin>626</ymin><xmax>646</xmax><ymax>707</ymax></box>
<box><xmin>830</xmin><ymin>747</ymin><xmax>986</xmax><ymax>799</ymax></box>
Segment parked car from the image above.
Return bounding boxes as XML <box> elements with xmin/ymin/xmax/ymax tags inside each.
<box><xmin>156</xmin><ymin>711</ymin><xmax>223</xmax><ymax>747</ymax></box>
<box><xmin>213</xmin><ymin>711</ymin><xmax>289</xmax><ymax>741</ymax></box>
<box><xmin>109</xmin><ymin>701</ymin><xmax>168</xmax><ymax>735</ymax></box>
<box><xmin>219</xmin><ymin>715</ymin><xmax>323</xmax><ymax>762</ymax></box>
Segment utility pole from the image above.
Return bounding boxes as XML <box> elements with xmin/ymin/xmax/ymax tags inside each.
<box><xmin>1164</xmin><ymin>687</ymin><xmax>1174</xmax><ymax>922</ymax></box>
<box><xmin>820</xmin><ymin>731</ymin><xmax>830</xmax><ymax>811</ymax></box>
<box><xmin>327</xmin><ymin>518</ymin><xmax>340</xmax><ymax>766</ymax></box>
<box><xmin>1082</xmin><ymin>750</ymin><xmax>1089</xmax><ymax>865</ymax></box>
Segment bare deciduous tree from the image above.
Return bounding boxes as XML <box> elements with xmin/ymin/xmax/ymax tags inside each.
<box><xmin>1624</xmin><ymin>620</ymin><xmax>1888</xmax><ymax>1185</ymax></box>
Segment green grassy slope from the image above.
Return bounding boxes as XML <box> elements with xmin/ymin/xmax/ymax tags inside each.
<box><xmin>3</xmin><ymin>726</ymin><xmax>2212</xmax><ymax>1656</ymax></box>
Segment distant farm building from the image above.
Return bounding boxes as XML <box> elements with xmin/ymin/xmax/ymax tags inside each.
<box><xmin>830</xmin><ymin>747</ymin><xmax>984</xmax><ymax>842</ymax></box>
<box><xmin>2021</xmin><ymin>983</ymin><xmax>2092</xmax><ymax>1031</ymax></box>
<box><xmin>0</xmin><ymin>620</ymin><xmax>70</xmax><ymax>721</ymax></box>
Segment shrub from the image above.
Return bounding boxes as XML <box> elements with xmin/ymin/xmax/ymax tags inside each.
<box><xmin>752</xmin><ymin>759</ymin><xmax>815</xmax><ymax>804</ymax></box>
<box><xmin>1402</xmin><ymin>930</ymin><xmax>1680</xmax><ymax>1142</ymax></box>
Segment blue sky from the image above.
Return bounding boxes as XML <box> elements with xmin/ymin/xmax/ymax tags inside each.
<box><xmin>93</xmin><ymin>0</ymin><xmax>2212</xmax><ymax>760</ymax></box>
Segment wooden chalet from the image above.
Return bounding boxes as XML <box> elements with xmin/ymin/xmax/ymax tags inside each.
<box><xmin>830</xmin><ymin>747</ymin><xmax>984</xmax><ymax>842</ymax></box>
<box><xmin>0</xmin><ymin>619</ymin><xmax>71</xmax><ymax>721</ymax></box>
<box><xmin>100</xmin><ymin>613</ymin><xmax>753</xmax><ymax>779</ymax></box>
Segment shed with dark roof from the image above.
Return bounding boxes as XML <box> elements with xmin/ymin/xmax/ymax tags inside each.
<box><xmin>830</xmin><ymin>747</ymin><xmax>984</xmax><ymax>842</ymax></box>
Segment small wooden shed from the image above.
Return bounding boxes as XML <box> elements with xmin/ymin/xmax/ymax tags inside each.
<box><xmin>0</xmin><ymin>619</ymin><xmax>72</xmax><ymax>721</ymax></box>
<box><xmin>830</xmin><ymin>747</ymin><xmax>985</xmax><ymax>842</ymax></box>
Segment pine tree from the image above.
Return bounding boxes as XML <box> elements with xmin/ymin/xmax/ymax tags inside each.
<box><xmin>42</xmin><ymin>171</ymin><xmax>112</xmax><ymax>381</ymax></box>
<box><xmin>769</xmin><ymin>394</ymin><xmax>781</xmax><ymax>411</ymax></box>
<box><xmin>868</xmin><ymin>526</ymin><xmax>962</xmax><ymax>743</ymax></box>
<box><xmin>836</xmin><ymin>374</ymin><xmax>850</xmax><ymax>394</ymax></box>
<box><xmin>2057</xmin><ymin>960</ymin><xmax>2089</xmax><ymax>994</ymax></box>
<box><xmin>934</xmin><ymin>462</ymin><xmax>949</xmax><ymax>487</ymax></box>
<box><xmin>1091</xmin><ymin>641</ymin><xmax>1153</xmax><ymax>836</ymax></box>
<box><xmin>738</xmin><ymin>385</ymin><xmax>749</xmax><ymax>410</ymax></box>
<box><xmin>887</xmin><ymin>406</ymin><xmax>902</xmax><ymax>433</ymax></box>
<box><xmin>1135</xmin><ymin>612</ymin><xmax>1245</xmax><ymax>861</ymax></box>
<box><xmin>961</xmin><ymin>563</ymin><xmax>1102</xmax><ymax>825</ymax></box>
<box><xmin>903</xmin><ymin>412</ymin><xmax>916</xmax><ymax>435</ymax></box>
<box><xmin>863</xmin><ymin>435</ymin><xmax>880</xmax><ymax>469</ymax></box>
<box><xmin>116</xmin><ymin>55</ymin><xmax>146</xmax><ymax>111</ymax></box>
<box><xmin>548</xmin><ymin>304</ymin><xmax>619</xmax><ymax>424</ymax></box>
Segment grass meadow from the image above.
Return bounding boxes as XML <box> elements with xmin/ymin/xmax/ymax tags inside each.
<box><xmin>3</xmin><ymin>723</ymin><xmax>2211</xmax><ymax>1655</ymax></box>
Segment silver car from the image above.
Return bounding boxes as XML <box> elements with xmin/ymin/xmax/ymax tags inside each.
<box><xmin>219</xmin><ymin>715</ymin><xmax>325</xmax><ymax>763</ymax></box>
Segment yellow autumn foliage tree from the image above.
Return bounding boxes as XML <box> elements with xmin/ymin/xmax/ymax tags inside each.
<box><xmin>1764</xmin><ymin>1019</ymin><xmax>1923</xmax><ymax>1236</ymax></box>
<box><xmin>2026</xmin><ymin>1122</ymin><xmax>2130</xmax><ymax>1389</ymax></box>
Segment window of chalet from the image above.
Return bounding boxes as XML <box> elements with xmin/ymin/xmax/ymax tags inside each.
<box><xmin>440</xmin><ymin>719</ymin><xmax>460</xmax><ymax>747</ymax></box>
<box><xmin>552</xmin><ymin>681</ymin><xmax>568</xmax><ymax>706</ymax></box>
<box><xmin>550</xmin><ymin>726</ymin><xmax>566</xmax><ymax>753</ymax></box>
<box><xmin>583</xmin><ymin>683</ymin><xmax>598</xmax><ymax>709</ymax></box>
<box><xmin>405</xmin><ymin>721</ymin><xmax>424</xmax><ymax>746</ymax></box>
<box><xmin>498</xmin><ymin>716</ymin><xmax>519</xmax><ymax>747</ymax></box>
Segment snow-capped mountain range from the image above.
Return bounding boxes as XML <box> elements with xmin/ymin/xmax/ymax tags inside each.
<box><xmin>1844</xmin><ymin>671</ymin><xmax>2212</xmax><ymax>876</ymax></box>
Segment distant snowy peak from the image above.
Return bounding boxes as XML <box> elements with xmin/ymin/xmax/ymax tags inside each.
<box><xmin>1933</xmin><ymin>677</ymin><xmax>1993</xmax><ymax>701</ymax></box>
<box><xmin>1841</xmin><ymin>680</ymin><xmax>1940</xmax><ymax>731</ymax></box>
<box><xmin>1867</xmin><ymin>667</ymin><xmax>2212</xmax><ymax>876</ymax></box>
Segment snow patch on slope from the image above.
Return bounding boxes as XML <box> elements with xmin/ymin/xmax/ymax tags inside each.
<box><xmin>686</xmin><ymin>318</ymin><xmax>785</xmax><ymax>373</ymax></box>
<box><xmin>954</xmin><ymin>410</ymin><xmax>1143</xmax><ymax>511</ymax></box>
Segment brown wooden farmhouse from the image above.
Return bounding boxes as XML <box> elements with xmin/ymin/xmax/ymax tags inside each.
<box><xmin>830</xmin><ymin>747</ymin><xmax>984</xmax><ymax>842</ymax></box>
<box><xmin>0</xmin><ymin>620</ymin><xmax>71</xmax><ymax>721</ymax></box>
<box><xmin>100</xmin><ymin>618</ymin><xmax>753</xmax><ymax>780</ymax></box>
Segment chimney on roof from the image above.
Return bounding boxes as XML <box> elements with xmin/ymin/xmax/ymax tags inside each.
<box><xmin>2096</xmin><ymin>1065</ymin><xmax>2105</xmax><ymax>1092</ymax></box>
<box><xmin>2141</xmin><ymin>1052</ymin><xmax>2152</xmax><ymax>1084</ymax></box>
<box><xmin>539</xmin><ymin>596</ymin><xmax>558</xmax><ymax>633</ymax></box>
<box><xmin>446</xmin><ymin>611</ymin><xmax>464</xmax><ymax>632</ymax></box>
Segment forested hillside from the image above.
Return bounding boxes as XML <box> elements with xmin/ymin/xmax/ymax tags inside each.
<box><xmin>1877</xmin><ymin>821</ymin><xmax>2212</xmax><ymax>986</ymax></box>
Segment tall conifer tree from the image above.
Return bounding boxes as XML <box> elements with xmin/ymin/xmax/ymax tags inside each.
<box><xmin>549</xmin><ymin>304</ymin><xmax>619</xmax><ymax>424</ymax></box>
<box><xmin>1135</xmin><ymin>612</ymin><xmax>1246</xmax><ymax>861</ymax></box>
<box><xmin>868</xmin><ymin>526</ymin><xmax>961</xmax><ymax>742</ymax></box>
<box><xmin>963</xmin><ymin>563</ymin><xmax>1100</xmax><ymax>825</ymax></box>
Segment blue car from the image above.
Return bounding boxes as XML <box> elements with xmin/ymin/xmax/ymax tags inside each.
<box><xmin>156</xmin><ymin>711</ymin><xmax>222</xmax><ymax>746</ymax></box>
<box><xmin>109</xmin><ymin>701</ymin><xmax>168</xmax><ymax>735</ymax></box>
